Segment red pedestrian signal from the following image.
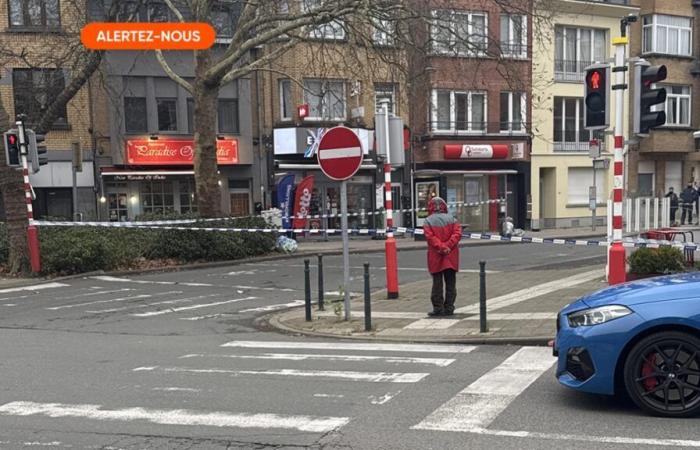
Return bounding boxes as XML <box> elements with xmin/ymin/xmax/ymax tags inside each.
<box><xmin>584</xmin><ymin>65</ymin><xmax>610</xmax><ymax>130</ymax></box>
<box><xmin>588</xmin><ymin>70</ymin><xmax>601</xmax><ymax>90</ymax></box>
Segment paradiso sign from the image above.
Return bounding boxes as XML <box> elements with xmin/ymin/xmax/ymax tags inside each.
<box><xmin>126</xmin><ymin>138</ymin><xmax>238</xmax><ymax>165</ymax></box>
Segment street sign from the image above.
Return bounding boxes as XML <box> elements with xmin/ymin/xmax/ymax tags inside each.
<box><xmin>593</xmin><ymin>158</ymin><xmax>609</xmax><ymax>170</ymax></box>
<box><xmin>317</xmin><ymin>126</ymin><xmax>364</xmax><ymax>181</ymax></box>
<box><xmin>589</xmin><ymin>139</ymin><xmax>601</xmax><ymax>158</ymax></box>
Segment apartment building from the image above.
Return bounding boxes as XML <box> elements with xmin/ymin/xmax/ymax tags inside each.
<box><xmin>530</xmin><ymin>0</ymin><xmax>639</xmax><ymax>229</ymax></box>
<box><xmin>408</xmin><ymin>0</ymin><xmax>532</xmax><ymax>232</ymax></box>
<box><xmin>0</xmin><ymin>0</ymin><xmax>97</xmax><ymax>219</ymax></box>
<box><xmin>627</xmin><ymin>0</ymin><xmax>700</xmax><ymax>197</ymax></box>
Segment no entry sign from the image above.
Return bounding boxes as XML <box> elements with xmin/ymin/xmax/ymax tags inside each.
<box><xmin>317</xmin><ymin>127</ymin><xmax>363</xmax><ymax>181</ymax></box>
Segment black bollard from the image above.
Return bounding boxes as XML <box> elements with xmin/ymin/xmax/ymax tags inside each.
<box><xmin>364</xmin><ymin>263</ymin><xmax>371</xmax><ymax>331</ymax></box>
<box><xmin>479</xmin><ymin>260</ymin><xmax>488</xmax><ymax>333</ymax></box>
<box><xmin>317</xmin><ymin>254</ymin><xmax>325</xmax><ymax>311</ymax></box>
<box><xmin>304</xmin><ymin>259</ymin><xmax>312</xmax><ymax>322</ymax></box>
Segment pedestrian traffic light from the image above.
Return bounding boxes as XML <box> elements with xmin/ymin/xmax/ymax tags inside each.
<box><xmin>3</xmin><ymin>130</ymin><xmax>20</xmax><ymax>167</ymax></box>
<box><xmin>634</xmin><ymin>62</ymin><xmax>667</xmax><ymax>135</ymax></box>
<box><xmin>584</xmin><ymin>64</ymin><xmax>611</xmax><ymax>130</ymax></box>
<box><xmin>26</xmin><ymin>130</ymin><xmax>47</xmax><ymax>174</ymax></box>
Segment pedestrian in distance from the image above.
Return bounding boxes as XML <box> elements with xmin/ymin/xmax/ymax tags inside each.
<box><xmin>694</xmin><ymin>182</ymin><xmax>700</xmax><ymax>225</ymax></box>
<box><xmin>665</xmin><ymin>187</ymin><xmax>678</xmax><ymax>226</ymax></box>
<box><xmin>423</xmin><ymin>197</ymin><xmax>462</xmax><ymax>317</ymax></box>
<box><xmin>680</xmin><ymin>182</ymin><xmax>697</xmax><ymax>225</ymax></box>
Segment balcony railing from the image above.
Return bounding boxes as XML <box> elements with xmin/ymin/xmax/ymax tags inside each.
<box><xmin>500</xmin><ymin>43</ymin><xmax>528</xmax><ymax>59</ymax></box>
<box><xmin>428</xmin><ymin>121</ymin><xmax>530</xmax><ymax>135</ymax></box>
<box><xmin>553</xmin><ymin>139</ymin><xmax>606</xmax><ymax>152</ymax></box>
<box><xmin>554</xmin><ymin>59</ymin><xmax>592</xmax><ymax>82</ymax></box>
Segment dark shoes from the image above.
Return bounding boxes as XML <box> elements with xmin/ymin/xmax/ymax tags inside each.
<box><xmin>427</xmin><ymin>309</ymin><xmax>444</xmax><ymax>317</ymax></box>
<box><xmin>444</xmin><ymin>309</ymin><xmax>454</xmax><ymax>316</ymax></box>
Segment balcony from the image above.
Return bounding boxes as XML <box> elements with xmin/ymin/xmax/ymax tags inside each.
<box><xmin>553</xmin><ymin>139</ymin><xmax>606</xmax><ymax>152</ymax></box>
<box><xmin>500</xmin><ymin>43</ymin><xmax>528</xmax><ymax>59</ymax></box>
<box><xmin>428</xmin><ymin>121</ymin><xmax>531</xmax><ymax>136</ymax></box>
<box><xmin>554</xmin><ymin>59</ymin><xmax>592</xmax><ymax>82</ymax></box>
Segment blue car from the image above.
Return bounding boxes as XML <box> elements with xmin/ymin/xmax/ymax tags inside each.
<box><xmin>555</xmin><ymin>272</ymin><xmax>700</xmax><ymax>417</ymax></box>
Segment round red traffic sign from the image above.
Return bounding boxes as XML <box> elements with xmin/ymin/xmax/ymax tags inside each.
<box><xmin>317</xmin><ymin>127</ymin><xmax>364</xmax><ymax>181</ymax></box>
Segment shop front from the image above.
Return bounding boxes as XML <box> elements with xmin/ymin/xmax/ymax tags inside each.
<box><xmin>415</xmin><ymin>142</ymin><xmax>530</xmax><ymax>232</ymax></box>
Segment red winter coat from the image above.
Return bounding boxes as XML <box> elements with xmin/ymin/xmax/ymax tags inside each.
<box><xmin>423</xmin><ymin>197</ymin><xmax>462</xmax><ymax>274</ymax></box>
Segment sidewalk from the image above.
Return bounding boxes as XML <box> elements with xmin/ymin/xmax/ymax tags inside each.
<box><xmin>265</xmin><ymin>264</ymin><xmax>607</xmax><ymax>345</ymax></box>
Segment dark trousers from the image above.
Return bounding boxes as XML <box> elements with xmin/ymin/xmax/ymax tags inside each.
<box><xmin>431</xmin><ymin>269</ymin><xmax>457</xmax><ymax>313</ymax></box>
<box><xmin>670</xmin><ymin>207</ymin><xmax>677</xmax><ymax>223</ymax></box>
<box><xmin>682</xmin><ymin>204</ymin><xmax>693</xmax><ymax>224</ymax></box>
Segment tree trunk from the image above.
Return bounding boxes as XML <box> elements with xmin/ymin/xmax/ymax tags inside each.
<box><xmin>193</xmin><ymin>49</ymin><xmax>222</xmax><ymax>218</ymax></box>
<box><xmin>0</xmin><ymin>166</ymin><xmax>29</xmax><ymax>274</ymax></box>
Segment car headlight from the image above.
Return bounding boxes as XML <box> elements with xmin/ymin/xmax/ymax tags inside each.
<box><xmin>567</xmin><ymin>305</ymin><xmax>632</xmax><ymax>327</ymax></box>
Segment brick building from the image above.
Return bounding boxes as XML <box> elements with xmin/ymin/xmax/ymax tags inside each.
<box><xmin>0</xmin><ymin>0</ymin><xmax>98</xmax><ymax>219</ymax></box>
<box><xmin>408</xmin><ymin>0</ymin><xmax>532</xmax><ymax>232</ymax></box>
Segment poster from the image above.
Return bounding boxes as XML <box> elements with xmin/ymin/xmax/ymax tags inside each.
<box><xmin>292</xmin><ymin>175</ymin><xmax>315</xmax><ymax>229</ymax></box>
<box><xmin>416</xmin><ymin>181</ymin><xmax>439</xmax><ymax>227</ymax></box>
<box><xmin>276</xmin><ymin>174</ymin><xmax>295</xmax><ymax>230</ymax></box>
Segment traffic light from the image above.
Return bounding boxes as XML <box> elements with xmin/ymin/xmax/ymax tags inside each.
<box><xmin>634</xmin><ymin>63</ymin><xmax>667</xmax><ymax>135</ymax></box>
<box><xmin>3</xmin><ymin>130</ymin><xmax>20</xmax><ymax>167</ymax></box>
<box><xmin>26</xmin><ymin>130</ymin><xmax>47</xmax><ymax>174</ymax></box>
<box><xmin>584</xmin><ymin>64</ymin><xmax>611</xmax><ymax>130</ymax></box>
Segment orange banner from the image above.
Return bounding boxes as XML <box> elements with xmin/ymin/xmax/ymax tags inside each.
<box><xmin>126</xmin><ymin>138</ymin><xmax>238</xmax><ymax>165</ymax></box>
<box><xmin>81</xmin><ymin>22</ymin><xmax>216</xmax><ymax>50</ymax></box>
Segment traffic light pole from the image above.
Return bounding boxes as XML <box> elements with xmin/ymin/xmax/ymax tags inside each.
<box><xmin>16</xmin><ymin>120</ymin><xmax>41</xmax><ymax>274</ymax></box>
<box><xmin>381</xmin><ymin>101</ymin><xmax>399</xmax><ymax>299</ymax></box>
<box><xmin>608</xmin><ymin>32</ymin><xmax>628</xmax><ymax>285</ymax></box>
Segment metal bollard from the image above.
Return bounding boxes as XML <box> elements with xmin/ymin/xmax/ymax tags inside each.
<box><xmin>304</xmin><ymin>259</ymin><xmax>312</xmax><ymax>322</ymax></box>
<box><xmin>364</xmin><ymin>263</ymin><xmax>371</xmax><ymax>331</ymax></box>
<box><xmin>317</xmin><ymin>254</ymin><xmax>325</xmax><ymax>311</ymax></box>
<box><xmin>479</xmin><ymin>260</ymin><xmax>488</xmax><ymax>333</ymax></box>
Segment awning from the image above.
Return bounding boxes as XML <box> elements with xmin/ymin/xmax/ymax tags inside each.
<box><xmin>101</xmin><ymin>169</ymin><xmax>194</xmax><ymax>176</ymax></box>
<box><xmin>277</xmin><ymin>163</ymin><xmax>378</xmax><ymax>170</ymax></box>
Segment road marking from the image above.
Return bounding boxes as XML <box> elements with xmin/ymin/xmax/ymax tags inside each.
<box><xmin>133</xmin><ymin>366</ymin><xmax>429</xmax><ymax>383</ymax></box>
<box><xmin>0</xmin><ymin>282</ymin><xmax>68</xmax><ymax>294</ymax></box>
<box><xmin>179</xmin><ymin>313</ymin><xmax>238</xmax><ymax>321</ymax></box>
<box><xmin>314</xmin><ymin>393</ymin><xmax>344</xmax><ymax>399</ymax></box>
<box><xmin>52</xmin><ymin>288</ymin><xmax>133</xmax><ymax>301</ymax></box>
<box><xmin>90</xmin><ymin>276</ymin><xmax>213</xmax><ymax>287</ymax></box>
<box><xmin>230</xmin><ymin>285</ymin><xmax>296</xmax><ymax>292</ymax></box>
<box><xmin>179</xmin><ymin>353</ymin><xmax>456</xmax><ymax>367</ymax></box>
<box><xmin>221</xmin><ymin>341</ymin><xmax>476</xmax><ymax>354</ymax></box>
<box><xmin>412</xmin><ymin>347</ymin><xmax>555</xmax><ymax>432</ymax></box>
<box><xmin>454</xmin><ymin>269</ymin><xmax>603</xmax><ymax>314</ymax></box>
<box><xmin>0</xmin><ymin>401</ymin><xmax>349</xmax><ymax>433</ymax></box>
<box><xmin>369</xmin><ymin>391</ymin><xmax>401</xmax><ymax>405</ymax></box>
<box><xmin>3</xmin><ymin>303</ymin><xmax>16</xmax><ymax>306</ymax></box>
<box><xmin>317</xmin><ymin>311</ymin><xmax>427</xmax><ymax>319</ymax></box>
<box><xmin>243</xmin><ymin>263</ymin><xmax>499</xmax><ymax>274</ymax></box>
<box><xmin>237</xmin><ymin>301</ymin><xmax>305</xmax><ymax>313</ymax></box>
<box><xmin>152</xmin><ymin>387</ymin><xmax>201</xmax><ymax>393</ymax></box>
<box><xmin>85</xmin><ymin>293</ymin><xmax>213</xmax><ymax>314</ymax></box>
<box><xmin>404</xmin><ymin>319</ymin><xmax>461</xmax><ymax>330</ymax></box>
<box><xmin>131</xmin><ymin>296</ymin><xmax>258</xmax><ymax>317</ymax></box>
<box><xmin>46</xmin><ymin>294</ymin><xmax>156</xmax><ymax>310</ymax></box>
<box><xmin>461</xmin><ymin>312</ymin><xmax>557</xmax><ymax>321</ymax></box>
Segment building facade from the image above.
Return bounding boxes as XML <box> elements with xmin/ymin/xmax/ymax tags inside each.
<box><xmin>530</xmin><ymin>0</ymin><xmax>639</xmax><ymax>229</ymax></box>
<box><xmin>627</xmin><ymin>0</ymin><xmax>700</xmax><ymax>198</ymax></box>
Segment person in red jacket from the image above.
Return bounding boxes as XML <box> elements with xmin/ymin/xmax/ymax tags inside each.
<box><xmin>423</xmin><ymin>197</ymin><xmax>462</xmax><ymax>317</ymax></box>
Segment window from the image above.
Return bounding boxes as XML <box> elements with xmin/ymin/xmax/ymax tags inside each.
<box><xmin>656</xmin><ymin>85</ymin><xmax>691</xmax><ymax>127</ymax></box>
<box><xmin>9</xmin><ymin>0</ymin><xmax>60</xmax><ymax>28</ymax></box>
<box><xmin>431</xmin><ymin>10</ymin><xmax>487</xmax><ymax>56</ymax></box>
<box><xmin>554</xmin><ymin>27</ymin><xmax>606</xmax><ymax>81</ymax></box>
<box><xmin>187</xmin><ymin>98</ymin><xmax>194</xmax><ymax>133</ymax></box>
<box><xmin>567</xmin><ymin>167</ymin><xmax>605</xmax><ymax>205</ymax></box>
<box><xmin>147</xmin><ymin>2</ymin><xmax>172</xmax><ymax>22</ymax></box>
<box><xmin>140</xmin><ymin>180</ymin><xmax>175</xmax><ymax>215</ymax></box>
<box><xmin>431</xmin><ymin>89</ymin><xmax>486</xmax><ymax>133</ymax></box>
<box><xmin>303</xmin><ymin>0</ymin><xmax>345</xmax><ymax>40</ymax></box>
<box><xmin>373</xmin><ymin>18</ymin><xmax>395</xmax><ymax>46</ymax></box>
<box><xmin>279</xmin><ymin>79</ymin><xmax>292</xmax><ymax>120</ymax></box>
<box><xmin>179</xmin><ymin>179</ymin><xmax>197</xmax><ymax>214</ymax></box>
<box><xmin>303</xmin><ymin>79</ymin><xmax>346</xmax><ymax>121</ymax></box>
<box><xmin>374</xmin><ymin>83</ymin><xmax>396</xmax><ymax>115</ymax></box>
<box><xmin>217</xmin><ymin>99</ymin><xmax>239</xmax><ymax>133</ymax></box>
<box><xmin>500</xmin><ymin>14</ymin><xmax>527</xmax><ymax>58</ymax></box>
<box><xmin>500</xmin><ymin>92</ymin><xmax>526</xmax><ymax>132</ymax></box>
<box><xmin>553</xmin><ymin>96</ymin><xmax>604</xmax><ymax>151</ymax></box>
<box><xmin>156</xmin><ymin>98</ymin><xmax>177</xmax><ymax>131</ymax></box>
<box><xmin>115</xmin><ymin>0</ymin><xmax>142</xmax><ymax>21</ymax></box>
<box><xmin>12</xmin><ymin>68</ymin><xmax>66</xmax><ymax>126</ymax></box>
<box><xmin>124</xmin><ymin>97</ymin><xmax>147</xmax><ymax>133</ymax></box>
<box><xmin>211</xmin><ymin>2</ymin><xmax>240</xmax><ymax>39</ymax></box>
<box><xmin>643</xmin><ymin>15</ymin><xmax>692</xmax><ymax>56</ymax></box>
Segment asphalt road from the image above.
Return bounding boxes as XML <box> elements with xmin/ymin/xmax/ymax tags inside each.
<box><xmin>1</xmin><ymin>242</ymin><xmax>698</xmax><ymax>449</ymax></box>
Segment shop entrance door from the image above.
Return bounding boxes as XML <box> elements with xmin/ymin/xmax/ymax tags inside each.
<box><xmin>108</xmin><ymin>192</ymin><xmax>128</xmax><ymax>222</ymax></box>
<box><xmin>230</xmin><ymin>192</ymin><xmax>250</xmax><ymax>217</ymax></box>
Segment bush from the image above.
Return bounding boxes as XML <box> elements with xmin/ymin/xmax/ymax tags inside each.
<box><xmin>628</xmin><ymin>247</ymin><xmax>685</xmax><ymax>275</ymax></box>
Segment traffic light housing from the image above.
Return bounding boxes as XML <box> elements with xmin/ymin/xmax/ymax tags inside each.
<box><xmin>634</xmin><ymin>63</ymin><xmax>667</xmax><ymax>135</ymax></box>
<box><xmin>26</xmin><ymin>130</ymin><xmax>47</xmax><ymax>174</ymax></box>
<box><xmin>584</xmin><ymin>64</ymin><xmax>611</xmax><ymax>130</ymax></box>
<box><xmin>3</xmin><ymin>130</ymin><xmax>20</xmax><ymax>167</ymax></box>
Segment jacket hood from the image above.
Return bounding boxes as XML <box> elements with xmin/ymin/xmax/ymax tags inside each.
<box><xmin>428</xmin><ymin>197</ymin><xmax>448</xmax><ymax>215</ymax></box>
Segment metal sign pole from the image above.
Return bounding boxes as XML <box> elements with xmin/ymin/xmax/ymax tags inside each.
<box><xmin>341</xmin><ymin>179</ymin><xmax>351</xmax><ymax>320</ymax></box>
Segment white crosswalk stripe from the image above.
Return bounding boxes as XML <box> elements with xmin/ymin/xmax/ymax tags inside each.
<box><xmin>178</xmin><ymin>352</ymin><xmax>456</xmax><ymax>367</ymax></box>
<box><xmin>220</xmin><ymin>340</ymin><xmax>476</xmax><ymax>354</ymax></box>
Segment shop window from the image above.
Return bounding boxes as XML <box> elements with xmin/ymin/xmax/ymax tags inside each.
<box><xmin>9</xmin><ymin>0</ymin><xmax>60</xmax><ymax>29</ymax></box>
<box><xmin>303</xmin><ymin>79</ymin><xmax>346</xmax><ymax>121</ymax></box>
<box><xmin>179</xmin><ymin>179</ymin><xmax>197</xmax><ymax>214</ymax></box>
<box><xmin>217</xmin><ymin>99</ymin><xmax>239</xmax><ymax>134</ymax></box>
<box><xmin>279</xmin><ymin>79</ymin><xmax>292</xmax><ymax>121</ymax></box>
<box><xmin>374</xmin><ymin>83</ymin><xmax>397</xmax><ymax>115</ymax></box>
<box><xmin>140</xmin><ymin>180</ymin><xmax>175</xmax><ymax>214</ymax></box>
<box><xmin>156</xmin><ymin>98</ymin><xmax>178</xmax><ymax>132</ymax></box>
<box><xmin>107</xmin><ymin>182</ymin><xmax>128</xmax><ymax>222</ymax></box>
<box><xmin>124</xmin><ymin>97</ymin><xmax>147</xmax><ymax>133</ymax></box>
<box><xmin>12</xmin><ymin>68</ymin><xmax>67</xmax><ymax>127</ymax></box>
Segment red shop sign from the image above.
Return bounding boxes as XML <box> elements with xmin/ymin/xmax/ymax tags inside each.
<box><xmin>126</xmin><ymin>138</ymin><xmax>238</xmax><ymax>165</ymax></box>
<box><xmin>444</xmin><ymin>144</ymin><xmax>509</xmax><ymax>160</ymax></box>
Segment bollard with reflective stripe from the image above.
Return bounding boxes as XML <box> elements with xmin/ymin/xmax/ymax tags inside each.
<box><xmin>317</xmin><ymin>254</ymin><xmax>324</xmax><ymax>311</ymax></box>
<box><xmin>304</xmin><ymin>259</ymin><xmax>312</xmax><ymax>322</ymax></box>
<box><xmin>364</xmin><ymin>263</ymin><xmax>371</xmax><ymax>331</ymax></box>
<box><xmin>479</xmin><ymin>260</ymin><xmax>488</xmax><ymax>333</ymax></box>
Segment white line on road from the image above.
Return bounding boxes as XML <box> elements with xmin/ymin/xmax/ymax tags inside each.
<box><xmin>0</xmin><ymin>401</ymin><xmax>349</xmax><ymax>433</ymax></box>
<box><xmin>134</xmin><ymin>366</ymin><xmax>429</xmax><ymax>383</ymax></box>
<box><xmin>412</xmin><ymin>346</ymin><xmax>555</xmax><ymax>432</ymax></box>
<box><xmin>152</xmin><ymin>387</ymin><xmax>201</xmax><ymax>393</ymax></box>
<box><xmin>221</xmin><ymin>341</ymin><xmax>476</xmax><ymax>354</ymax></box>
<box><xmin>179</xmin><ymin>313</ymin><xmax>238</xmax><ymax>321</ymax></box>
<box><xmin>454</xmin><ymin>269</ymin><xmax>603</xmax><ymax>314</ymax></box>
<box><xmin>178</xmin><ymin>353</ymin><xmax>456</xmax><ymax>367</ymax></box>
<box><xmin>2</xmin><ymin>303</ymin><xmax>16</xmax><ymax>306</ymax></box>
<box><xmin>243</xmin><ymin>263</ymin><xmax>499</xmax><ymax>274</ymax></box>
<box><xmin>237</xmin><ymin>301</ymin><xmax>305</xmax><ymax>313</ymax></box>
<box><xmin>131</xmin><ymin>296</ymin><xmax>257</xmax><ymax>317</ymax></box>
<box><xmin>0</xmin><ymin>282</ymin><xmax>68</xmax><ymax>294</ymax></box>
<box><xmin>369</xmin><ymin>391</ymin><xmax>401</xmax><ymax>405</ymax></box>
<box><xmin>317</xmin><ymin>311</ymin><xmax>427</xmax><ymax>320</ymax></box>
<box><xmin>85</xmin><ymin>293</ymin><xmax>214</xmax><ymax>314</ymax></box>
<box><xmin>230</xmin><ymin>285</ymin><xmax>296</xmax><ymax>292</ymax></box>
<box><xmin>46</xmin><ymin>294</ymin><xmax>156</xmax><ymax>311</ymax></box>
<box><xmin>52</xmin><ymin>288</ymin><xmax>133</xmax><ymax>301</ymax></box>
<box><xmin>404</xmin><ymin>319</ymin><xmax>461</xmax><ymax>330</ymax></box>
<box><xmin>90</xmin><ymin>276</ymin><xmax>213</xmax><ymax>287</ymax></box>
<box><xmin>313</xmin><ymin>393</ymin><xmax>344</xmax><ymax>399</ymax></box>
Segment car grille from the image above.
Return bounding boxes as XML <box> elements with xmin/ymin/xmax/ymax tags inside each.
<box><xmin>566</xmin><ymin>347</ymin><xmax>595</xmax><ymax>382</ymax></box>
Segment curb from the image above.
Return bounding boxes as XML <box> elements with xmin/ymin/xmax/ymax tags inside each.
<box><xmin>257</xmin><ymin>308</ymin><xmax>552</xmax><ymax>347</ymax></box>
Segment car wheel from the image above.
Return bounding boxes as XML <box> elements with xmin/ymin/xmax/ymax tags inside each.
<box><xmin>624</xmin><ymin>331</ymin><xmax>700</xmax><ymax>417</ymax></box>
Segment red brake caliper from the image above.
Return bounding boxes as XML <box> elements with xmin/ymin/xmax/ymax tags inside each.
<box><xmin>642</xmin><ymin>353</ymin><xmax>659</xmax><ymax>391</ymax></box>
